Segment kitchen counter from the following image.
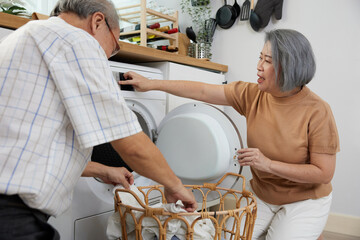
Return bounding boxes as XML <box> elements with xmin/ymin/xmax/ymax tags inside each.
<box><xmin>0</xmin><ymin>12</ymin><xmax>228</xmax><ymax>73</ymax></box>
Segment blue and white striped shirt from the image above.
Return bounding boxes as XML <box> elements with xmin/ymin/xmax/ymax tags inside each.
<box><xmin>0</xmin><ymin>17</ymin><xmax>141</xmax><ymax>216</ymax></box>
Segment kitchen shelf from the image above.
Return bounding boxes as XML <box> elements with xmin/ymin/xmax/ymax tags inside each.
<box><xmin>0</xmin><ymin>12</ymin><xmax>228</xmax><ymax>73</ymax></box>
<box><xmin>0</xmin><ymin>12</ymin><xmax>31</xmax><ymax>29</ymax></box>
<box><xmin>117</xmin><ymin>0</ymin><xmax>179</xmax><ymax>48</ymax></box>
<box><xmin>112</xmin><ymin>41</ymin><xmax>227</xmax><ymax>72</ymax></box>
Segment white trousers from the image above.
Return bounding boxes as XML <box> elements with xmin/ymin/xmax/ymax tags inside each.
<box><xmin>251</xmin><ymin>188</ymin><xmax>332</xmax><ymax>240</ymax></box>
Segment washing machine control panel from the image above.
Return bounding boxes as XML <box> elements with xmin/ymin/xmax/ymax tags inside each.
<box><xmin>113</xmin><ymin>72</ymin><xmax>135</xmax><ymax>91</ymax></box>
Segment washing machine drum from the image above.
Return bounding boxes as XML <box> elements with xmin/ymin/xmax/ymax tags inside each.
<box><xmin>155</xmin><ymin>103</ymin><xmax>243</xmax><ymax>189</ymax></box>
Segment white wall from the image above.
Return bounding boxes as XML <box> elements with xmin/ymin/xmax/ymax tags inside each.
<box><xmin>159</xmin><ymin>0</ymin><xmax>360</xmax><ymax>219</ymax></box>
<box><xmin>23</xmin><ymin>0</ymin><xmax>58</xmax><ymax>14</ymax></box>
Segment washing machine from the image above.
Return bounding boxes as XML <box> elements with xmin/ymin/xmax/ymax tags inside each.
<box><xmin>49</xmin><ymin>61</ymin><xmax>244</xmax><ymax>240</ymax></box>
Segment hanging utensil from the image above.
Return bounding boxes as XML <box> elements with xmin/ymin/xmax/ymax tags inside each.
<box><xmin>204</xmin><ymin>19</ymin><xmax>209</xmax><ymax>42</ymax></box>
<box><xmin>216</xmin><ymin>0</ymin><xmax>237</xmax><ymax>29</ymax></box>
<box><xmin>209</xmin><ymin>18</ymin><xmax>217</xmax><ymax>42</ymax></box>
<box><xmin>204</xmin><ymin>18</ymin><xmax>217</xmax><ymax>42</ymax></box>
<box><xmin>186</xmin><ymin>26</ymin><xmax>197</xmax><ymax>43</ymax></box>
<box><xmin>233</xmin><ymin>0</ymin><xmax>241</xmax><ymax>18</ymax></box>
<box><xmin>249</xmin><ymin>0</ymin><xmax>262</xmax><ymax>31</ymax></box>
<box><xmin>240</xmin><ymin>0</ymin><xmax>250</xmax><ymax>21</ymax></box>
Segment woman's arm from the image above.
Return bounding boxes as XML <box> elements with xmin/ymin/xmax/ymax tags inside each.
<box><xmin>268</xmin><ymin>152</ymin><xmax>335</xmax><ymax>184</ymax></box>
<box><xmin>121</xmin><ymin>71</ymin><xmax>229</xmax><ymax>105</ymax></box>
<box><xmin>270</xmin><ymin>152</ymin><xmax>335</xmax><ymax>184</ymax></box>
<box><xmin>237</xmin><ymin>148</ymin><xmax>336</xmax><ymax>184</ymax></box>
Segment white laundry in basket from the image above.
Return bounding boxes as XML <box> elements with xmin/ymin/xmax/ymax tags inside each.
<box><xmin>106</xmin><ymin>185</ymin><xmax>215</xmax><ymax>240</ymax></box>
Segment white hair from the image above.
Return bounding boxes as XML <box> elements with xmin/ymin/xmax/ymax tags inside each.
<box><xmin>50</xmin><ymin>0</ymin><xmax>119</xmax><ymax>29</ymax></box>
<box><xmin>265</xmin><ymin>29</ymin><xmax>316</xmax><ymax>92</ymax></box>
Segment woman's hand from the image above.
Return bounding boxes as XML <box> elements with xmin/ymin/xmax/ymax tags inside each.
<box><xmin>236</xmin><ymin>148</ymin><xmax>272</xmax><ymax>172</ymax></box>
<box><xmin>120</xmin><ymin>71</ymin><xmax>154</xmax><ymax>92</ymax></box>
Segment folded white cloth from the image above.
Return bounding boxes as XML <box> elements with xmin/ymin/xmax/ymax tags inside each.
<box><xmin>106</xmin><ymin>185</ymin><xmax>215</xmax><ymax>240</ymax></box>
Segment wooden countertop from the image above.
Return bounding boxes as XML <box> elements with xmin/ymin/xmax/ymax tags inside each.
<box><xmin>0</xmin><ymin>12</ymin><xmax>228</xmax><ymax>72</ymax></box>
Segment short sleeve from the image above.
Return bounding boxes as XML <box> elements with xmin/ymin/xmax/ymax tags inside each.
<box><xmin>48</xmin><ymin>36</ymin><xmax>141</xmax><ymax>149</ymax></box>
<box><xmin>308</xmin><ymin>102</ymin><xmax>340</xmax><ymax>154</ymax></box>
<box><xmin>224</xmin><ymin>81</ymin><xmax>260</xmax><ymax>117</ymax></box>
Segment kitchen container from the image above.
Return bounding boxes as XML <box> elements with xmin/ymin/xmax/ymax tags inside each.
<box><xmin>188</xmin><ymin>42</ymin><xmax>212</xmax><ymax>60</ymax></box>
<box><xmin>113</xmin><ymin>173</ymin><xmax>257</xmax><ymax>240</ymax></box>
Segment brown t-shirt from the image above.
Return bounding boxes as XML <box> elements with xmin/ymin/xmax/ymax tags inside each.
<box><xmin>224</xmin><ymin>81</ymin><xmax>340</xmax><ymax>205</ymax></box>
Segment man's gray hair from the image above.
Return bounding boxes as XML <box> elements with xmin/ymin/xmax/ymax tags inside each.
<box><xmin>265</xmin><ymin>29</ymin><xmax>316</xmax><ymax>92</ymax></box>
<box><xmin>50</xmin><ymin>0</ymin><xmax>119</xmax><ymax>29</ymax></box>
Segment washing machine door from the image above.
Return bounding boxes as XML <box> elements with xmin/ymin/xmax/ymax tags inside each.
<box><xmin>126</xmin><ymin>99</ymin><xmax>158</xmax><ymax>142</ymax></box>
<box><xmin>156</xmin><ymin>103</ymin><xmax>243</xmax><ymax>203</ymax></box>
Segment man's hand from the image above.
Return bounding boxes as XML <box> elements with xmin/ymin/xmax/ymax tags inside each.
<box><xmin>98</xmin><ymin>166</ymin><xmax>134</xmax><ymax>189</ymax></box>
<box><xmin>82</xmin><ymin>162</ymin><xmax>134</xmax><ymax>189</ymax></box>
<box><xmin>164</xmin><ymin>184</ymin><xmax>198</xmax><ymax>212</ymax></box>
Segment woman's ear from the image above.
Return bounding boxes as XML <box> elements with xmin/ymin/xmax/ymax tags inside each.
<box><xmin>89</xmin><ymin>12</ymin><xmax>105</xmax><ymax>35</ymax></box>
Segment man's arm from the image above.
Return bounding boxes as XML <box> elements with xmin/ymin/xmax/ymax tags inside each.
<box><xmin>110</xmin><ymin>131</ymin><xmax>181</xmax><ymax>190</ymax></box>
<box><xmin>110</xmin><ymin>131</ymin><xmax>197</xmax><ymax>212</ymax></box>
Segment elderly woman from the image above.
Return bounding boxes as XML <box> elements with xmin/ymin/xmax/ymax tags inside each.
<box><xmin>121</xmin><ymin>29</ymin><xmax>339</xmax><ymax>239</ymax></box>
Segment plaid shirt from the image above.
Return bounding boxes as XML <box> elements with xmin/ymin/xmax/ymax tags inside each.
<box><xmin>0</xmin><ymin>17</ymin><xmax>141</xmax><ymax>216</ymax></box>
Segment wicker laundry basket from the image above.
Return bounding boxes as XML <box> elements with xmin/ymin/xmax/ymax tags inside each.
<box><xmin>114</xmin><ymin>173</ymin><xmax>257</xmax><ymax>240</ymax></box>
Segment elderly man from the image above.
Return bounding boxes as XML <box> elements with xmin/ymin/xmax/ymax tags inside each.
<box><xmin>0</xmin><ymin>0</ymin><xmax>196</xmax><ymax>239</ymax></box>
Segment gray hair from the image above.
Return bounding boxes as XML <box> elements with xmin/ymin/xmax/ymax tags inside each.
<box><xmin>265</xmin><ymin>29</ymin><xmax>316</xmax><ymax>92</ymax></box>
<box><xmin>50</xmin><ymin>0</ymin><xmax>119</xmax><ymax>29</ymax></box>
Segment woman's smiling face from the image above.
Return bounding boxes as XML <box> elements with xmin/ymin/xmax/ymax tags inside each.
<box><xmin>257</xmin><ymin>41</ymin><xmax>280</xmax><ymax>95</ymax></box>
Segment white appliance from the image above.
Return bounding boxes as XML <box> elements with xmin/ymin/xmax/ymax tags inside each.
<box><xmin>139</xmin><ymin>62</ymin><xmax>227</xmax><ymax>113</ymax></box>
<box><xmin>49</xmin><ymin>61</ymin><xmax>244</xmax><ymax>240</ymax></box>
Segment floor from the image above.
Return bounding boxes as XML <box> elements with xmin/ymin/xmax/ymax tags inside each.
<box><xmin>323</xmin><ymin>232</ymin><xmax>360</xmax><ymax>240</ymax></box>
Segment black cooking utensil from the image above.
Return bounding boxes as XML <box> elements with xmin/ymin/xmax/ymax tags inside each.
<box><xmin>205</xmin><ymin>19</ymin><xmax>211</xmax><ymax>42</ymax></box>
<box><xmin>216</xmin><ymin>0</ymin><xmax>237</xmax><ymax>29</ymax></box>
<box><xmin>249</xmin><ymin>0</ymin><xmax>262</xmax><ymax>31</ymax></box>
<box><xmin>240</xmin><ymin>0</ymin><xmax>250</xmax><ymax>21</ymax></box>
<box><xmin>209</xmin><ymin>18</ymin><xmax>217</xmax><ymax>41</ymax></box>
<box><xmin>186</xmin><ymin>26</ymin><xmax>197</xmax><ymax>43</ymax></box>
<box><xmin>233</xmin><ymin>0</ymin><xmax>241</xmax><ymax>18</ymax></box>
